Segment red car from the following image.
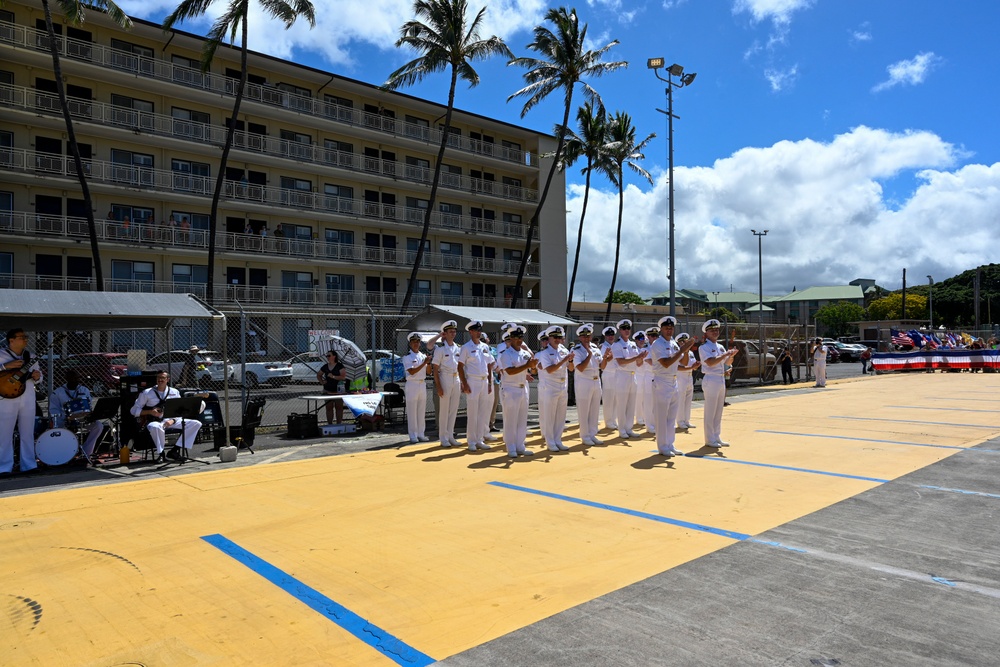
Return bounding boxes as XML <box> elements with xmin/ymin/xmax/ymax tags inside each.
<box><xmin>56</xmin><ymin>353</ymin><xmax>129</xmax><ymax>396</ymax></box>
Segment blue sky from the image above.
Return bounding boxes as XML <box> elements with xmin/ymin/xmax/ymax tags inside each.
<box><xmin>122</xmin><ymin>0</ymin><xmax>1000</xmax><ymax>301</ymax></box>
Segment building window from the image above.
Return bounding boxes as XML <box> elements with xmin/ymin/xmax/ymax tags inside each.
<box><xmin>325</xmin><ymin>274</ymin><xmax>355</xmax><ymax>291</ymax></box>
<box><xmin>440</xmin><ymin>281</ymin><xmax>463</xmax><ymax>297</ymax></box>
<box><xmin>109</xmin><ymin>39</ymin><xmax>153</xmax><ymax>74</ymax></box>
<box><xmin>282</xmin><ymin>318</ymin><xmax>312</xmax><ymax>353</ymax></box>
<box><xmin>323</xmin><ymin>139</ymin><xmax>353</xmax><ymax>168</ymax></box>
<box><xmin>280</xmin><ymin>129</ymin><xmax>312</xmax><ymax>159</ymax></box>
<box><xmin>110</xmin><ymin>204</ymin><xmax>154</xmax><ymax>224</ymax></box>
<box><xmin>172</xmin><ymin>263</ymin><xmax>208</xmax><ymax>296</ymax></box>
<box><xmin>0</xmin><ymin>251</ymin><xmax>12</xmax><ymax>287</ymax></box>
<box><xmin>111</xmin><ymin>260</ymin><xmax>153</xmax><ymax>291</ymax></box>
<box><xmin>110</xmin><ymin>148</ymin><xmax>154</xmax><ymax>186</ymax></box>
<box><xmin>171</xmin><ymin>106</ymin><xmax>211</xmax><ymax>140</ymax></box>
<box><xmin>170</xmin><ymin>210</ymin><xmax>210</xmax><ymax>231</ymax></box>
<box><xmin>440</xmin><ymin>242</ymin><xmax>462</xmax><ymax>255</ymax></box>
<box><xmin>171</xmin><ymin>159</ymin><xmax>210</xmax><ymax>192</ymax></box>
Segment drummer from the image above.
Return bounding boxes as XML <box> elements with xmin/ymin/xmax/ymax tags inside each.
<box><xmin>49</xmin><ymin>370</ymin><xmax>103</xmax><ymax>465</ymax></box>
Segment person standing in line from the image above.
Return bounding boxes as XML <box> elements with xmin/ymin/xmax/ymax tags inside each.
<box><xmin>612</xmin><ymin>319</ymin><xmax>646</xmax><ymax>439</ymax></box>
<box><xmin>572</xmin><ymin>323</ymin><xmax>611</xmax><ymax>446</ymax></box>
<box><xmin>432</xmin><ymin>320</ymin><xmax>463</xmax><ymax>447</ymax></box>
<box><xmin>674</xmin><ymin>332</ymin><xmax>700</xmax><ymax>431</ymax></box>
<box><xmin>632</xmin><ymin>330</ymin><xmax>649</xmax><ymax>430</ymax></box>
<box><xmin>498</xmin><ymin>326</ymin><xmax>537</xmax><ymax>458</ymax></box>
<box><xmin>484</xmin><ymin>333</ymin><xmax>501</xmax><ymax>434</ymax></box>
<box><xmin>535</xmin><ymin>325</ymin><xmax>574</xmax><ymax>451</ymax></box>
<box><xmin>699</xmin><ymin>319</ymin><xmax>738</xmax><ymax>448</ymax></box>
<box><xmin>402</xmin><ymin>332</ymin><xmax>431</xmax><ymax>444</ymax></box>
<box><xmin>811</xmin><ymin>338</ymin><xmax>828</xmax><ymax>387</ymax></box>
<box><xmin>600</xmin><ymin>326</ymin><xmax>619</xmax><ymax>431</ymax></box>
<box><xmin>0</xmin><ymin>328</ymin><xmax>41</xmax><ymax>474</ymax></box>
<box><xmin>640</xmin><ymin>327</ymin><xmax>660</xmax><ymax>435</ymax></box>
<box><xmin>649</xmin><ymin>316</ymin><xmax>697</xmax><ymax>457</ymax></box>
<box><xmin>458</xmin><ymin>320</ymin><xmax>494</xmax><ymax>452</ymax></box>
<box><xmin>779</xmin><ymin>347</ymin><xmax>794</xmax><ymax>384</ymax></box>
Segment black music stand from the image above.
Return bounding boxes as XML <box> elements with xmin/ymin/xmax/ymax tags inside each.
<box><xmin>87</xmin><ymin>397</ymin><xmax>123</xmax><ymax>462</ymax></box>
<box><xmin>162</xmin><ymin>396</ymin><xmax>210</xmax><ymax>466</ymax></box>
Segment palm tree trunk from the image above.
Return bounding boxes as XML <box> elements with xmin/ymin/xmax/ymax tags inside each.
<box><xmin>206</xmin><ymin>16</ymin><xmax>249</xmax><ymax>305</ymax></box>
<box><xmin>510</xmin><ymin>99</ymin><xmax>572</xmax><ymax>309</ymax></box>
<box><xmin>42</xmin><ymin>0</ymin><xmax>103</xmax><ymax>290</ymax></box>
<box><xmin>604</xmin><ymin>165</ymin><xmax>624</xmax><ymax>323</ymax></box>
<box><xmin>565</xmin><ymin>158</ymin><xmax>592</xmax><ymax>314</ymax></box>
<box><xmin>398</xmin><ymin>67</ymin><xmax>458</xmax><ymax>314</ymax></box>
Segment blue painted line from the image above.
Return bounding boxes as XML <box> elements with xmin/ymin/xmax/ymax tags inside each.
<box><xmin>920</xmin><ymin>485</ymin><xmax>1000</xmax><ymax>500</ymax></box>
<box><xmin>888</xmin><ymin>405</ymin><xmax>1000</xmax><ymax>414</ymax></box>
<box><xmin>747</xmin><ymin>538</ymin><xmax>808</xmax><ymax>553</ymax></box>
<box><xmin>756</xmin><ymin>430</ymin><xmax>968</xmax><ymax>451</ymax></box>
<box><xmin>699</xmin><ymin>457</ymin><xmax>888</xmax><ymax>483</ymax></box>
<box><xmin>487</xmin><ymin>481</ymin><xmax>750</xmax><ymax>541</ymax></box>
<box><xmin>202</xmin><ymin>534</ymin><xmax>435</xmax><ymax>667</ymax></box>
<box><xmin>830</xmin><ymin>415</ymin><xmax>1000</xmax><ymax>429</ymax></box>
<box><xmin>932</xmin><ymin>576</ymin><xmax>957</xmax><ymax>587</ymax></box>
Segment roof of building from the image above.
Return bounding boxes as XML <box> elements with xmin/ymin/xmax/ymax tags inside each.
<box><xmin>0</xmin><ymin>290</ymin><xmax>224</xmax><ymax>331</ymax></box>
<box><xmin>775</xmin><ymin>285</ymin><xmax>865</xmax><ymax>302</ymax></box>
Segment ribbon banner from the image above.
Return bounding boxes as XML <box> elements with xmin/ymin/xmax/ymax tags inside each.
<box><xmin>340</xmin><ymin>393</ymin><xmax>384</xmax><ymax>417</ymax></box>
<box><xmin>872</xmin><ymin>349</ymin><xmax>1000</xmax><ymax>372</ymax></box>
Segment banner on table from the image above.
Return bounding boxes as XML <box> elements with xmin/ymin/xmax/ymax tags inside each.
<box><xmin>340</xmin><ymin>393</ymin><xmax>384</xmax><ymax>417</ymax></box>
<box><xmin>872</xmin><ymin>349</ymin><xmax>1000</xmax><ymax>371</ymax></box>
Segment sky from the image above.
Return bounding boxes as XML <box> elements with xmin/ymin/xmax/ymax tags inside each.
<box><xmin>119</xmin><ymin>0</ymin><xmax>1000</xmax><ymax>302</ymax></box>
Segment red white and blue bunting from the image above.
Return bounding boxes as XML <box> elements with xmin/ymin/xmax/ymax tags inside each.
<box><xmin>872</xmin><ymin>350</ymin><xmax>1000</xmax><ymax>371</ymax></box>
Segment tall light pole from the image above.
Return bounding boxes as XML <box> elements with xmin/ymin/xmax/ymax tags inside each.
<box><xmin>927</xmin><ymin>275</ymin><xmax>933</xmax><ymax>332</ymax></box>
<box><xmin>712</xmin><ymin>290</ymin><xmax>720</xmax><ymax>313</ymax></box>
<box><xmin>648</xmin><ymin>58</ymin><xmax>696</xmax><ymax>318</ymax></box>
<box><xmin>752</xmin><ymin>229</ymin><xmax>768</xmax><ymax>384</ymax></box>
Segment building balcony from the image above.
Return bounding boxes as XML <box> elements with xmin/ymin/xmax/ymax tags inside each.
<box><xmin>0</xmin><ymin>211</ymin><xmax>540</xmax><ymax>277</ymax></box>
<box><xmin>0</xmin><ymin>273</ymin><xmax>539</xmax><ymax>310</ymax></box>
<box><xmin>0</xmin><ymin>20</ymin><xmax>540</xmax><ymax>169</ymax></box>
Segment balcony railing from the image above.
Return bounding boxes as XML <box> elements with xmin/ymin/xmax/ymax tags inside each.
<box><xmin>0</xmin><ymin>149</ymin><xmax>531</xmax><ymax>239</ymax></box>
<box><xmin>0</xmin><ymin>83</ymin><xmax>537</xmax><ymax>205</ymax></box>
<box><xmin>0</xmin><ymin>20</ymin><xmax>539</xmax><ymax>169</ymax></box>
<box><xmin>0</xmin><ymin>211</ymin><xmax>540</xmax><ymax>276</ymax></box>
<box><xmin>0</xmin><ymin>273</ymin><xmax>540</xmax><ymax>310</ymax></box>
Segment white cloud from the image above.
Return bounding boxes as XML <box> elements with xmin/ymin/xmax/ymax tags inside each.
<box><xmin>850</xmin><ymin>21</ymin><xmax>872</xmax><ymax>44</ymax></box>
<box><xmin>764</xmin><ymin>64</ymin><xmax>797</xmax><ymax>91</ymax></box>
<box><xmin>872</xmin><ymin>52</ymin><xmax>940</xmax><ymax>93</ymax></box>
<box><xmin>565</xmin><ymin>126</ymin><xmax>997</xmax><ymax>302</ymax></box>
<box><xmin>732</xmin><ymin>0</ymin><xmax>813</xmax><ymax>26</ymax></box>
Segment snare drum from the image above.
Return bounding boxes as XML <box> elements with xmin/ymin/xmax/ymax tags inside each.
<box><xmin>66</xmin><ymin>397</ymin><xmax>92</xmax><ymax>420</ymax></box>
<box><xmin>36</xmin><ymin>428</ymin><xmax>80</xmax><ymax>466</ymax></box>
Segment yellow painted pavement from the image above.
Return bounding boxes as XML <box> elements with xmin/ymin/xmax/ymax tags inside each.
<box><xmin>1</xmin><ymin>373</ymin><xmax>997</xmax><ymax>666</ymax></box>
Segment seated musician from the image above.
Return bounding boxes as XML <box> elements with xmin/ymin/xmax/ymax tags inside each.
<box><xmin>49</xmin><ymin>369</ymin><xmax>103</xmax><ymax>465</ymax></box>
<box><xmin>130</xmin><ymin>371</ymin><xmax>201</xmax><ymax>462</ymax></box>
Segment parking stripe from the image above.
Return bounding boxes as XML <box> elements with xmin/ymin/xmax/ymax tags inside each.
<box><xmin>755</xmin><ymin>430</ymin><xmax>971</xmax><ymax>451</ymax></box>
<box><xmin>919</xmin><ymin>485</ymin><xmax>1000</xmax><ymax>500</ymax></box>
<box><xmin>830</xmin><ymin>416</ymin><xmax>1000</xmax><ymax>429</ymax></box>
<box><xmin>698</xmin><ymin>457</ymin><xmax>889</xmax><ymax>483</ymax></box>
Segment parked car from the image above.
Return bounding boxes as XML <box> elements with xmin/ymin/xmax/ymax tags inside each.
<box><xmin>147</xmin><ymin>350</ymin><xmax>234</xmax><ymax>388</ymax></box>
<box><xmin>56</xmin><ymin>352</ymin><xmax>128</xmax><ymax>396</ymax></box>
<box><xmin>232</xmin><ymin>360</ymin><xmax>293</xmax><ymax>388</ymax></box>
<box><xmin>363</xmin><ymin>349</ymin><xmax>406</xmax><ymax>383</ymax></box>
<box><xmin>287</xmin><ymin>355</ymin><xmax>325</xmax><ymax>384</ymax></box>
<box><xmin>726</xmin><ymin>340</ymin><xmax>778</xmax><ymax>385</ymax></box>
<box><xmin>823</xmin><ymin>340</ymin><xmax>862</xmax><ymax>362</ymax></box>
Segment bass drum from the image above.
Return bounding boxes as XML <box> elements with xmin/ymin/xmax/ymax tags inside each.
<box><xmin>36</xmin><ymin>428</ymin><xmax>80</xmax><ymax>466</ymax></box>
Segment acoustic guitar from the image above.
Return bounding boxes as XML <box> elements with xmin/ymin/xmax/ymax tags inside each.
<box><xmin>0</xmin><ymin>334</ymin><xmax>65</xmax><ymax>399</ymax></box>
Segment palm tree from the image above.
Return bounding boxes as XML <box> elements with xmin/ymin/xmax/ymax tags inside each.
<box><xmin>383</xmin><ymin>0</ymin><xmax>512</xmax><ymax>314</ymax></box>
<box><xmin>601</xmin><ymin>111</ymin><xmax>654</xmax><ymax>323</ymax></box>
<box><xmin>507</xmin><ymin>6</ymin><xmax>626</xmax><ymax>308</ymax></box>
<box><xmin>559</xmin><ymin>101</ymin><xmax>612</xmax><ymax>314</ymax></box>
<box><xmin>164</xmin><ymin>0</ymin><xmax>315</xmax><ymax>304</ymax></box>
<box><xmin>40</xmin><ymin>0</ymin><xmax>133</xmax><ymax>290</ymax></box>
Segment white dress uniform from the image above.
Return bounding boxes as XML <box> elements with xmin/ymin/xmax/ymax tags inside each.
<box><xmin>699</xmin><ymin>337</ymin><xmax>729</xmax><ymax>447</ymax></box>
<box><xmin>612</xmin><ymin>337</ymin><xmax>642</xmax><ymax>437</ymax></box>
<box><xmin>130</xmin><ymin>385</ymin><xmax>202</xmax><ymax>455</ymax></box>
<box><xmin>676</xmin><ymin>350</ymin><xmax>697</xmax><ymax>429</ymax></box>
<box><xmin>536</xmin><ymin>341</ymin><xmax>570</xmax><ymax>451</ymax></box>
<box><xmin>458</xmin><ymin>338</ymin><xmax>494</xmax><ymax>450</ymax></box>
<box><xmin>813</xmin><ymin>343</ymin><xmax>828</xmax><ymax>387</ymax></box>
<box><xmin>635</xmin><ymin>341</ymin><xmax>655</xmax><ymax>434</ymax></box>
<box><xmin>432</xmin><ymin>340</ymin><xmax>463</xmax><ymax>447</ymax></box>
<box><xmin>498</xmin><ymin>344</ymin><xmax>533</xmax><ymax>456</ymax></box>
<box><xmin>50</xmin><ymin>383</ymin><xmax>103</xmax><ymax>459</ymax></box>
<box><xmin>0</xmin><ymin>347</ymin><xmax>41</xmax><ymax>473</ymax></box>
<box><xmin>572</xmin><ymin>340</ymin><xmax>603</xmax><ymax>444</ymax></box>
<box><xmin>650</xmin><ymin>335</ymin><xmax>682</xmax><ymax>455</ymax></box>
<box><xmin>600</xmin><ymin>335</ymin><xmax>618</xmax><ymax>430</ymax></box>
<box><xmin>402</xmin><ymin>349</ymin><xmax>429</xmax><ymax>443</ymax></box>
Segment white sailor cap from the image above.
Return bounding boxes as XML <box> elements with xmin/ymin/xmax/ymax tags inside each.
<box><xmin>509</xmin><ymin>326</ymin><xmax>526</xmax><ymax>338</ymax></box>
<box><xmin>537</xmin><ymin>330</ymin><xmax>548</xmax><ymax>342</ymax></box>
<box><xmin>617</xmin><ymin>318</ymin><xmax>633</xmax><ymax>329</ymax></box>
<box><xmin>576</xmin><ymin>323</ymin><xmax>594</xmax><ymax>337</ymax></box>
<box><xmin>633</xmin><ymin>331</ymin><xmax>646</xmax><ymax>340</ymax></box>
<box><xmin>675</xmin><ymin>332</ymin><xmax>691</xmax><ymax>343</ymax></box>
<box><xmin>502</xmin><ymin>330</ymin><xmax>511</xmax><ymax>341</ymax></box>
<box><xmin>481</xmin><ymin>333</ymin><xmax>490</xmax><ymax>344</ymax></box>
<box><xmin>658</xmin><ymin>315</ymin><xmax>678</xmax><ymax>328</ymax></box>
<box><xmin>645</xmin><ymin>327</ymin><xmax>659</xmax><ymax>336</ymax></box>
<box><xmin>602</xmin><ymin>326</ymin><xmax>616</xmax><ymax>336</ymax></box>
<box><xmin>407</xmin><ymin>331</ymin><xmax>422</xmax><ymax>342</ymax></box>
<box><xmin>465</xmin><ymin>319</ymin><xmax>483</xmax><ymax>331</ymax></box>
<box><xmin>500</xmin><ymin>321</ymin><xmax>517</xmax><ymax>333</ymax></box>
<box><xmin>702</xmin><ymin>319</ymin><xmax>721</xmax><ymax>332</ymax></box>
<box><xmin>545</xmin><ymin>325</ymin><xmax>565</xmax><ymax>338</ymax></box>
<box><xmin>440</xmin><ymin>319</ymin><xmax>458</xmax><ymax>333</ymax></box>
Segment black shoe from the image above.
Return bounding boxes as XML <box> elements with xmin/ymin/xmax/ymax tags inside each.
<box><xmin>156</xmin><ymin>452</ymin><xmax>166</xmax><ymax>463</ymax></box>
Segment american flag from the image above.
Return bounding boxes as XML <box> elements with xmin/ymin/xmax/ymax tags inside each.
<box><xmin>890</xmin><ymin>329</ymin><xmax>912</xmax><ymax>346</ymax></box>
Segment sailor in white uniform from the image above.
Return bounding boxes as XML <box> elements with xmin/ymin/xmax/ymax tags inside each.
<box><xmin>458</xmin><ymin>319</ymin><xmax>494</xmax><ymax>451</ymax></box>
<box><xmin>674</xmin><ymin>332</ymin><xmax>701</xmax><ymax>430</ymax></box>
<box><xmin>699</xmin><ymin>319</ymin><xmax>738</xmax><ymax>448</ymax></box>
<box><xmin>431</xmin><ymin>320</ymin><xmax>463</xmax><ymax>448</ymax></box>
<box><xmin>497</xmin><ymin>326</ymin><xmax>537</xmax><ymax>457</ymax></box>
<box><xmin>402</xmin><ymin>332</ymin><xmax>431</xmax><ymax>444</ymax></box>
<box><xmin>571</xmin><ymin>323</ymin><xmax>610</xmax><ymax>445</ymax></box>
<box><xmin>633</xmin><ymin>329</ymin><xmax>651</xmax><ymax>433</ymax></box>
<box><xmin>811</xmin><ymin>338</ymin><xmax>828</xmax><ymax>387</ymax></box>
<box><xmin>600</xmin><ymin>326</ymin><xmax>619</xmax><ymax>431</ymax></box>
<box><xmin>536</xmin><ymin>325</ymin><xmax>574</xmax><ymax>451</ymax></box>
<box><xmin>612</xmin><ymin>319</ymin><xmax>646</xmax><ymax>438</ymax></box>
<box><xmin>649</xmin><ymin>316</ymin><xmax>697</xmax><ymax>456</ymax></box>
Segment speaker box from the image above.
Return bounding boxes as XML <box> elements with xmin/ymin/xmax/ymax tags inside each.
<box><xmin>287</xmin><ymin>413</ymin><xmax>318</xmax><ymax>439</ymax></box>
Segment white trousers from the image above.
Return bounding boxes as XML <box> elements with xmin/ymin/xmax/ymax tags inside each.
<box><xmin>614</xmin><ymin>371</ymin><xmax>637</xmax><ymax>435</ymax></box>
<box><xmin>81</xmin><ymin>421</ymin><xmax>105</xmax><ymax>458</ymax></box>
<box><xmin>438</xmin><ymin>373</ymin><xmax>461</xmax><ymax>444</ymax></box>
<box><xmin>676</xmin><ymin>372</ymin><xmax>694</xmax><ymax>427</ymax></box>
<box><xmin>702</xmin><ymin>374</ymin><xmax>726</xmax><ymax>445</ymax></box>
<box><xmin>0</xmin><ymin>389</ymin><xmax>38</xmax><ymax>472</ymax></box>
<box><xmin>465</xmin><ymin>377</ymin><xmax>492</xmax><ymax>446</ymax></box>
<box><xmin>404</xmin><ymin>381</ymin><xmax>427</xmax><ymax>441</ymax></box>
<box><xmin>652</xmin><ymin>377</ymin><xmax>679</xmax><ymax>453</ymax></box>
<box><xmin>640</xmin><ymin>372</ymin><xmax>656</xmax><ymax>432</ymax></box>
<box><xmin>147</xmin><ymin>418</ymin><xmax>202</xmax><ymax>454</ymax></box>
<box><xmin>538</xmin><ymin>385</ymin><xmax>567</xmax><ymax>446</ymax></box>
<box><xmin>501</xmin><ymin>385</ymin><xmax>528</xmax><ymax>454</ymax></box>
<box><xmin>814</xmin><ymin>360</ymin><xmax>827</xmax><ymax>387</ymax></box>
<box><xmin>602</xmin><ymin>370</ymin><xmax>618</xmax><ymax>429</ymax></box>
<box><xmin>574</xmin><ymin>375</ymin><xmax>602</xmax><ymax>440</ymax></box>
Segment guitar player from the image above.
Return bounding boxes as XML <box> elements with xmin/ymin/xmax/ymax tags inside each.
<box><xmin>0</xmin><ymin>328</ymin><xmax>41</xmax><ymax>475</ymax></box>
<box><xmin>130</xmin><ymin>371</ymin><xmax>201</xmax><ymax>463</ymax></box>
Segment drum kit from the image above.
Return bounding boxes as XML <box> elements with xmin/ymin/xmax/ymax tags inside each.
<box><xmin>32</xmin><ymin>396</ymin><xmax>119</xmax><ymax>467</ymax></box>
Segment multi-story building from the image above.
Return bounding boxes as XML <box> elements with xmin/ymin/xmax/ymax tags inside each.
<box><xmin>0</xmin><ymin>1</ymin><xmax>565</xmax><ymax>352</ymax></box>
